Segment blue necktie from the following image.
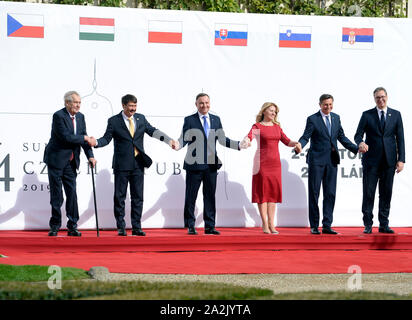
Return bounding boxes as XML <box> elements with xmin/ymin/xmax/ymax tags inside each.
<box><xmin>325</xmin><ymin>115</ymin><xmax>331</xmax><ymax>136</ymax></box>
<box><xmin>203</xmin><ymin>115</ymin><xmax>209</xmax><ymax>138</ymax></box>
<box><xmin>380</xmin><ymin>110</ymin><xmax>385</xmax><ymax>130</ymax></box>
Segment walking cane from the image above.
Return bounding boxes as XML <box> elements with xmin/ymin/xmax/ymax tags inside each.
<box><xmin>90</xmin><ymin>161</ymin><xmax>100</xmax><ymax>237</ymax></box>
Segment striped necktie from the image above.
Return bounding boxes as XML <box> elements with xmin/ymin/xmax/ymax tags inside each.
<box><xmin>325</xmin><ymin>115</ymin><xmax>331</xmax><ymax>136</ymax></box>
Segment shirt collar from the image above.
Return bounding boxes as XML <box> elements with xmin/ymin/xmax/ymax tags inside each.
<box><xmin>122</xmin><ymin>111</ymin><xmax>134</xmax><ymax>121</ymax></box>
<box><xmin>320</xmin><ymin>110</ymin><xmax>331</xmax><ymax>118</ymax></box>
<box><xmin>198</xmin><ymin>112</ymin><xmax>209</xmax><ymax>119</ymax></box>
<box><xmin>376</xmin><ymin>106</ymin><xmax>388</xmax><ymax>114</ymax></box>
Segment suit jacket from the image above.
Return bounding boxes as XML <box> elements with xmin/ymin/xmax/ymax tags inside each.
<box><xmin>44</xmin><ymin>107</ymin><xmax>94</xmax><ymax>169</ymax></box>
<box><xmin>178</xmin><ymin>113</ymin><xmax>240</xmax><ymax>171</ymax></box>
<box><xmin>354</xmin><ymin>107</ymin><xmax>405</xmax><ymax>167</ymax></box>
<box><xmin>298</xmin><ymin>111</ymin><xmax>358</xmax><ymax>166</ymax></box>
<box><xmin>96</xmin><ymin>112</ymin><xmax>171</xmax><ymax>170</ymax></box>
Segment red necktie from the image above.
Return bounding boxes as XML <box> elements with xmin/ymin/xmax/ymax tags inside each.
<box><xmin>70</xmin><ymin>116</ymin><xmax>75</xmax><ymax>161</ymax></box>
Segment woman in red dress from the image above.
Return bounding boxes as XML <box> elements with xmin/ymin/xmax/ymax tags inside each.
<box><xmin>241</xmin><ymin>102</ymin><xmax>298</xmax><ymax>234</ymax></box>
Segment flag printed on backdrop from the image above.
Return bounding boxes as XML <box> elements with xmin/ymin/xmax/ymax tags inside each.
<box><xmin>214</xmin><ymin>23</ymin><xmax>248</xmax><ymax>46</ymax></box>
<box><xmin>148</xmin><ymin>20</ymin><xmax>183</xmax><ymax>44</ymax></box>
<box><xmin>7</xmin><ymin>13</ymin><xmax>44</xmax><ymax>38</ymax></box>
<box><xmin>279</xmin><ymin>26</ymin><xmax>311</xmax><ymax>48</ymax></box>
<box><xmin>79</xmin><ymin>17</ymin><xmax>115</xmax><ymax>41</ymax></box>
<box><xmin>342</xmin><ymin>28</ymin><xmax>374</xmax><ymax>49</ymax></box>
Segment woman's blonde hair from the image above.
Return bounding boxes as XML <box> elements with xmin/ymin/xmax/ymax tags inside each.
<box><xmin>256</xmin><ymin>102</ymin><xmax>280</xmax><ymax>125</ymax></box>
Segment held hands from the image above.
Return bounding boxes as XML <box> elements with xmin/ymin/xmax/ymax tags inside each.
<box><xmin>85</xmin><ymin>136</ymin><xmax>97</xmax><ymax>147</ymax></box>
<box><xmin>169</xmin><ymin>139</ymin><xmax>180</xmax><ymax>151</ymax></box>
<box><xmin>294</xmin><ymin>142</ymin><xmax>302</xmax><ymax>154</ymax></box>
<box><xmin>358</xmin><ymin>142</ymin><xmax>368</xmax><ymax>153</ymax></box>
<box><xmin>239</xmin><ymin>137</ymin><xmax>251</xmax><ymax>150</ymax></box>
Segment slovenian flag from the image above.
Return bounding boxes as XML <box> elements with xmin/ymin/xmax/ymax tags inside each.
<box><xmin>214</xmin><ymin>23</ymin><xmax>248</xmax><ymax>46</ymax></box>
<box><xmin>342</xmin><ymin>28</ymin><xmax>374</xmax><ymax>49</ymax></box>
<box><xmin>148</xmin><ymin>20</ymin><xmax>183</xmax><ymax>44</ymax></box>
<box><xmin>79</xmin><ymin>17</ymin><xmax>115</xmax><ymax>42</ymax></box>
<box><xmin>7</xmin><ymin>13</ymin><xmax>44</xmax><ymax>38</ymax></box>
<box><xmin>279</xmin><ymin>26</ymin><xmax>311</xmax><ymax>48</ymax></box>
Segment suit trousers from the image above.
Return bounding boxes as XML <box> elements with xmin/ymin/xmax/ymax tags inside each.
<box><xmin>48</xmin><ymin>160</ymin><xmax>79</xmax><ymax>231</ymax></box>
<box><xmin>184</xmin><ymin>167</ymin><xmax>218</xmax><ymax>229</ymax></box>
<box><xmin>113</xmin><ymin>158</ymin><xmax>145</xmax><ymax>230</ymax></box>
<box><xmin>362</xmin><ymin>161</ymin><xmax>395</xmax><ymax>228</ymax></box>
<box><xmin>308</xmin><ymin>163</ymin><xmax>337</xmax><ymax>228</ymax></box>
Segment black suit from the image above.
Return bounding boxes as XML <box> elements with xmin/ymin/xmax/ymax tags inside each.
<box><xmin>178</xmin><ymin>112</ymin><xmax>239</xmax><ymax>229</ymax></box>
<box><xmin>298</xmin><ymin>111</ymin><xmax>358</xmax><ymax>229</ymax></box>
<box><xmin>96</xmin><ymin>112</ymin><xmax>171</xmax><ymax>230</ymax></box>
<box><xmin>44</xmin><ymin>107</ymin><xmax>94</xmax><ymax>231</ymax></box>
<box><xmin>354</xmin><ymin>107</ymin><xmax>405</xmax><ymax>228</ymax></box>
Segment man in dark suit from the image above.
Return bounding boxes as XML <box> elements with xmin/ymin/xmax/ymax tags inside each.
<box><xmin>355</xmin><ymin>87</ymin><xmax>405</xmax><ymax>234</ymax></box>
<box><xmin>89</xmin><ymin>94</ymin><xmax>175</xmax><ymax>236</ymax></box>
<box><xmin>176</xmin><ymin>93</ymin><xmax>241</xmax><ymax>235</ymax></box>
<box><xmin>44</xmin><ymin>91</ymin><xmax>96</xmax><ymax>237</ymax></box>
<box><xmin>295</xmin><ymin>94</ymin><xmax>358</xmax><ymax>235</ymax></box>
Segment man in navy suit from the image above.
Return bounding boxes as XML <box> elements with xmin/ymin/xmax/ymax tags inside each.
<box><xmin>355</xmin><ymin>87</ymin><xmax>405</xmax><ymax>234</ymax></box>
<box><xmin>90</xmin><ymin>94</ymin><xmax>175</xmax><ymax>236</ymax></box>
<box><xmin>295</xmin><ymin>94</ymin><xmax>358</xmax><ymax>235</ymax></box>
<box><xmin>44</xmin><ymin>91</ymin><xmax>96</xmax><ymax>237</ymax></box>
<box><xmin>176</xmin><ymin>93</ymin><xmax>241</xmax><ymax>235</ymax></box>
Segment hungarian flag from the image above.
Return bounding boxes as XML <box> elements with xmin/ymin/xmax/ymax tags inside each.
<box><xmin>79</xmin><ymin>17</ymin><xmax>115</xmax><ymax>42</ymax></box>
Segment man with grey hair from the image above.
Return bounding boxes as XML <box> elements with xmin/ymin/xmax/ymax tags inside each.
<box><xmin>355</xmin><ymin>87</ymin><xmax>405</xmax><ymax>234</ymax></box>
<box><xmin>44</xmin><ymin>91</ymin><xmax>96</xmax><ymax>237</ymax></box>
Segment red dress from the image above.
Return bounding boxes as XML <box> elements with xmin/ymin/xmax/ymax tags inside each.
<box><xmin>247</xmin><ymin>123</ymin><xmax>291</xmax><ymax>203</ymax></box>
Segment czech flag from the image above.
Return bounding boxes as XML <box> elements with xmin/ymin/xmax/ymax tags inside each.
<box><xmin>342</xmin><ymin>28</ymin><xmax>374</xmax><ymax>49</ymax></box>
<box><xmin>214</xmin><ymin>23</ymin><xmax>247</xmax><ymax>46</ymax></box>
<box><xmin>7</xmin><ymin>13</ymin><xmax>44</xmax><ymax>38</ymax></box>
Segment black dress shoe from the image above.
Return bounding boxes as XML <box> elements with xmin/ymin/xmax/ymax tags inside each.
<box><xmin>67</xmin><ymin>229</ymin><xmax>82</xmax><ymax>237</ymax></box>
<box><xmin>322</xmin><ymin>228</ymin><xmax>338</xmax><ymax>235</ymax></box>
<box><xmin>379</xmin><ymin>227</ymin><xmax>395</xmax><ymax>234</ymax></box>
<box><xmin>310</xmin><ymin>227</ymin><xmax>320</xmax><ymax>235</ymax></box>
<box><xmin>363</xmin><ymin>226</ymin><xmax>372</xmax><ymax>234</ymax></box>
<box><xmin>132</xmin><ymin>229</ymin><xmax>146</xmax><ymax>236</ymax></box>
<box><xmin>205</xmin><ymin>228</ymin><xmax>220</xmax><ymax>235</ymax></box>
<box><xmin>48</xmin><ymin>229</ymin><xmax>58</xmax><ymax>237</ymax></box>
<box><xmin>118</xmin><ymin>229</ymin><xmax>127</xmax><ymax>236</ymax></box>
<box><xmin>188</xmin><ymin>227</ymin><xmax>198</xmax><ymax>235</ymax></box>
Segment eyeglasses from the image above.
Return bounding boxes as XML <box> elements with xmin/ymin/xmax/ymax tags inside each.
<box><xmin>375</xmin><ymin>96</ymin><xmax>386</xmax><ymax>100</ymax></box>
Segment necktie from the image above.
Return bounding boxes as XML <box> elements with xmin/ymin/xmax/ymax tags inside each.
<box><xmin>325</xmin><ymin>115</ymin><xmax>331</xmax><ymax>136</ymax></box>
<box><xmin>128</xmin><ymin>117</ymin><xmax>139</xmax><ymax>157</ymax></box>
<box><xmin>203</xmin><ymin>115</ymin><xmax>209</xmax><ymax>138</ymax></box>
<box><xmin>70</xmin><ymin>116</ymin><xmax>75</xmax><ymax>161</ymax></box>
<box><xmin>380</xmin><ymin>110</ymin><xmax>385</xmax><ymax>130</ymax></box>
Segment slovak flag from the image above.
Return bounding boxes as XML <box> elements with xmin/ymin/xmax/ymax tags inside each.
<box><xmin>214</xmin><ymin>23</ymin><xmax>248</xmax><ymax>46</ymax></box>
<box><xmin>7</xmin><ymin>13</ymin><xmax>44</xmax><ymax>38</ymax></box>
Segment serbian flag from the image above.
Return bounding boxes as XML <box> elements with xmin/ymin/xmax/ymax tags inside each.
<box><xmin>214</xmin><ymin>23</ymin><xmax>248</xmax><ymax>46</ymax></box>
<box><xmin>7</xmin><ymin>13</ymin><xmax>44</xmax><ymax>38</ymax></box>
<box><xmin>148</xmin><ymin>20</ymin><xmax>182</xmax><ymax>44</ymax></box>
<box><xmin>342</xmin><ymin>28</ymin><xmax>374</xmax><ymax>49</ymax></box>
<box><xmin>279</xmin><ymin>26</ymin><xmax>311</xmax><ymax>48</ymax></box>
<box><xmin>79</xmin><ymin>17</ymin><xmax>115</xmax><ymax>41</ymax></box>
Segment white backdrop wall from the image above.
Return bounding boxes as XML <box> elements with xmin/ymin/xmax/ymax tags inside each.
<box><xmin>0</xmin><ymin>1</ymin><xmax>411</xmax><ymax>230</ymax></box>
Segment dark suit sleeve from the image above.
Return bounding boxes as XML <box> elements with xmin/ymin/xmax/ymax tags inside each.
<box><xmin>298</xmin><ymin>116</ymin><xmax>314</xmax><ymax>149</ymax></box>
<box><xmin>337</xmin><ymin>122</ymin><xmax>358</xmax><ymax>154</ymax></box>
<box><xmin>143</xmin><ymin>116</ymin><xmax>172</xmax><ymax>144</ymax></box>
<box><xmin>178</xmin><ymin>117</ymin><xmax>190</xmax><ymax>149</ymax></box>
<box><xmin>213</xmin><ymin>117</ymin><xmax>239</xmax><ymax>150</ymax></box>
<box><xmin>354</xmin><ymin>112</ymin><xmax>367</xmax><ymax>146</ymax></box>
<box><xmin>396</xmin><ymin>112</ymin><xmax>405</xmax><ymax>163</ymax></box>
<box><xmin>79</xmin><ymin>115</ymin><xmax>94</xmax><ymax>159</ymax></box>
<box><xmin>96</xmin><ymin>118</ymin><xmax>114</xmax><ymax>148</ymax></box>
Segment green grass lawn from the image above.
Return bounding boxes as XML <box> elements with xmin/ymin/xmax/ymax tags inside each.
<box><xmin>0</xmin><ymin>264</ymin><xmax>411</xmax><ymax>300</ymax></box>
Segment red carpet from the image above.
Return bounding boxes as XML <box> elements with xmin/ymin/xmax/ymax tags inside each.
<box><xmin>0</xmin><ymin>227</ymin><xmax>411</xmax><ymax>274</ymax></box>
